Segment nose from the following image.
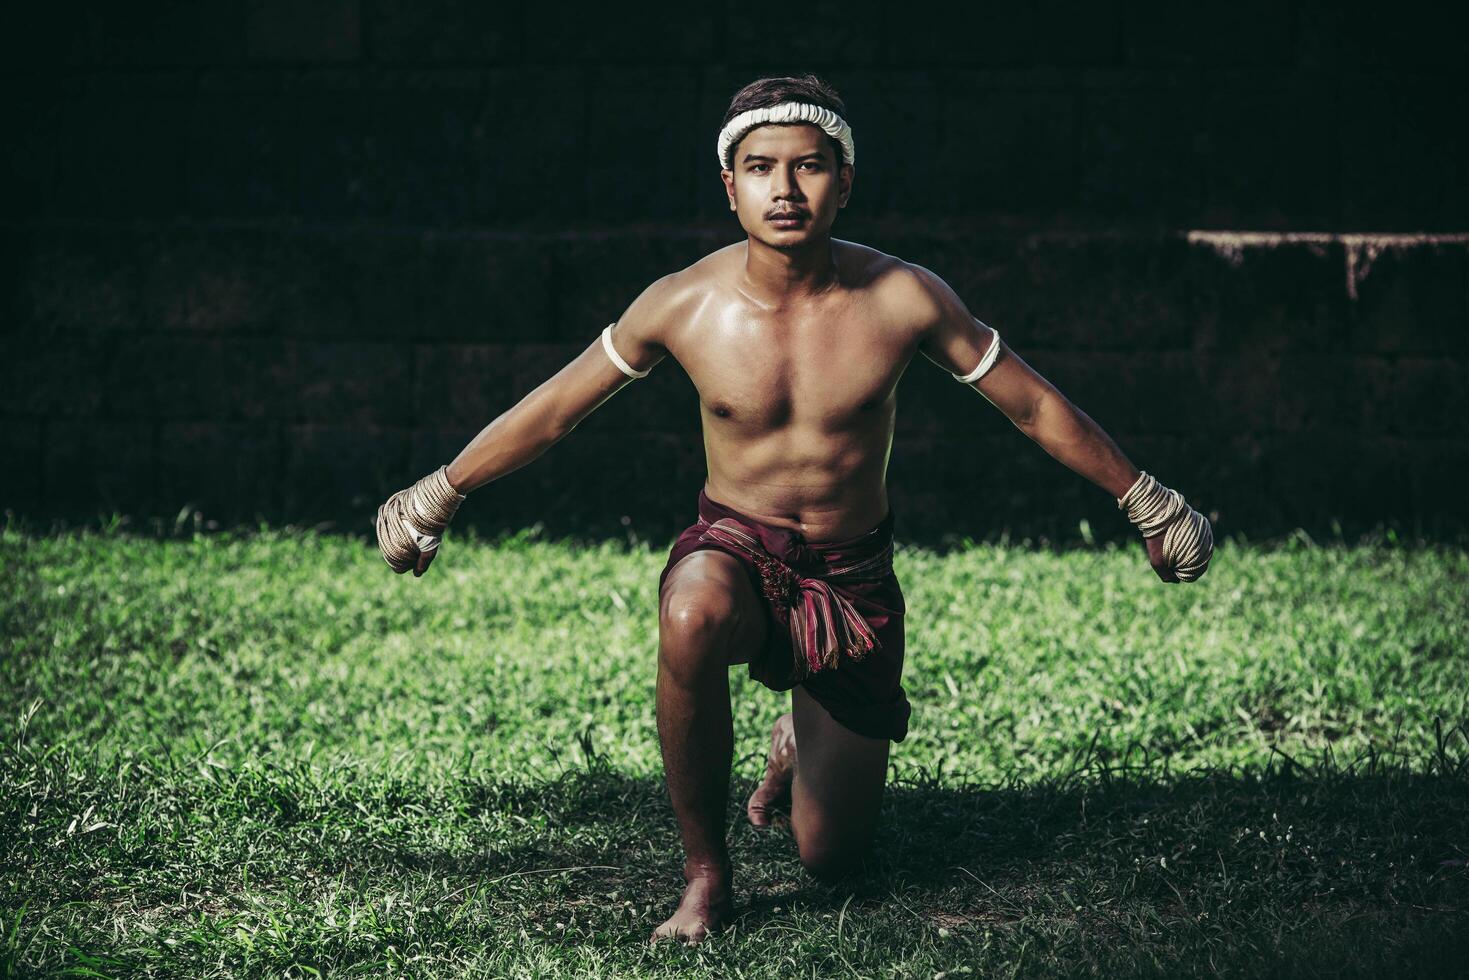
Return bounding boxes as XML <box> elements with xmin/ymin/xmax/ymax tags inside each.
<box><xmin>771</xmin><ymin>164</ymin><xmax>801</xmax><ymax>201</ymax></box>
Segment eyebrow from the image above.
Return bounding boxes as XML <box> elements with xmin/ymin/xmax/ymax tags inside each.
<box><xmin>740</xmin><ymin>152</ymin><xmax>828</xmax><ymax>164</ymax></box>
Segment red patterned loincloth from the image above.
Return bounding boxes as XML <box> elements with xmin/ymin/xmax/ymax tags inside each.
<box><xmin>658</xmin><ymin>488</ymin><xmax>911</xmax><ymax>742</ymax></box>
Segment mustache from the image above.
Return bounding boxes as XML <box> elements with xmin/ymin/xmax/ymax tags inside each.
<box><xmin>765</xmin><ymin>207</ymin><xmax>810</xmax><ymax>218</ymax></box>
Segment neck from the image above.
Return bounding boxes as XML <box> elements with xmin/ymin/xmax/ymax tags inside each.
<box><xmin>742</xmin><ymin>234</ymin><xmax>839</xmax><ymax>304</ymax></box>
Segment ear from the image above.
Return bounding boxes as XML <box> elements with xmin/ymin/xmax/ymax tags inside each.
<box><xmin>837</xmin><ymin>163</ymin><xmax>855</xmax><ymax>209</ymax></box>
<box><xmin>720</xmin><ymin>168</ymin><xmax>737</xmax><ymax>211</ymax></box>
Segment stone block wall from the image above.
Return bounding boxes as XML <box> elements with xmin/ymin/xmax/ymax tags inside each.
<box><xmin>2</xmin><ymin>3</ymin><xmax>1465</xmax><ymax>543</ymax></box>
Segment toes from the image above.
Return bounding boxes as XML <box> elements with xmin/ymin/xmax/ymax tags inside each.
<box><xmin>746</xmin><ymin>786</ymin><xmax>775</xmax><ymax>825</ymax></box>
<box><xmin>650</xmin><ymin>920</ymin><xmax>710</xmax><ymax>945</ymax></box>
<box><xmin>746</xmin><ymin>764</ymin><xmax>793</xmax><ymax>828</ymax></box>
<box><xmin>747</xmin><ymin>800</ymin><xmax>792</xmax><ymax>831</ymax></box>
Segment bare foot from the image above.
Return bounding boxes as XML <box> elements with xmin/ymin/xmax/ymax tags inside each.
<box><xmin>650</xmin><ymin>866</ymin><xmax>733</xmax><ymax>945</ymax></box>
<box><xmin>747</xmin><ymin>712</ymin><xmax>797</xmax><ymax>828</ymax></box>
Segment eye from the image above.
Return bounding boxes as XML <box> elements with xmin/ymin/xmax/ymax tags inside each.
<box><xmin>800</xmin><ymin>162</ymin><xmax>822</xmax><ymax>171</ymax></box>
<box><xmin>750</xmin><ymin>164</ymin><xmax>770</xmax><ymax>173</ymax></box>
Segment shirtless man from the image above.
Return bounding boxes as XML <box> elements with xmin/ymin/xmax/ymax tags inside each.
<box><xmin>375</xmin><ymin>74</ymin><xmax>1213</xmax><ymax>946</ymax></box>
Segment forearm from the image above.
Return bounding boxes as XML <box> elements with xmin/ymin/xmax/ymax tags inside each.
<box><xmin>444</xmin><ymin>388</ymin><xmax>570</xmax><ymax>494</ymax></box>
<box><xmin>1020</xmin><ymin>393</ymin><xmax>1141</xmax><ymax>501</ymax></box>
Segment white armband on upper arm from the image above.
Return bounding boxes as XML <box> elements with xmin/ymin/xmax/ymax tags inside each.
<box><xmin>951</xmin><ymin>328</ymin><xmax>1001</xmax><ymax>383</ymax></box>
<box><xmin>601</xmin><ymin>322</ymin><xmax>652</xmax><ymax>379</ymax></box>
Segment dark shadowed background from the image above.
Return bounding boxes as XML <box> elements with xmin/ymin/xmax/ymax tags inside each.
<box><xmin>3</xmin><ymin>1</ymin><xmax>1466</xmax><ymax>544</ymax></box>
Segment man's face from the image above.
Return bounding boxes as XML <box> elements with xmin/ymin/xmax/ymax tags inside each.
<box><xmin>720</xmin><ymin>123</ymin><xmax>853</xmax><ymax>249</ymax></box>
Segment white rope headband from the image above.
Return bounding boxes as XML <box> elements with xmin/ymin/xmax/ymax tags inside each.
<box><xmin>717</xmin><ymin>102</ymin><xmax>855</xmax><ymax>169</ymax></box>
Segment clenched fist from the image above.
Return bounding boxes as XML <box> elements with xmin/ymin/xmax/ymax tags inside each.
<box><xmin>375</xmin><ymin>465</ymin><xmax>465</xmax><ymax>578</ymax></box>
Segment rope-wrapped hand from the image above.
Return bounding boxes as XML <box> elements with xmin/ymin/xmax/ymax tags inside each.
<box><xmin>375</xmin><ymin>465</ymin><xmax>466</xmax><ymax>574</ymax></box>
<box><xmin>1117</xmin><ymin>471</ymin><xmax>1214</xmax><ymax>583</ymax></box>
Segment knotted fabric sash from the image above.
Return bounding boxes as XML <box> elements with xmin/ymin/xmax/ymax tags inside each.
<box><xmin>693</xmin><ymin>514</ymin><xmax>895</xmax><ymax>680</ymax></box>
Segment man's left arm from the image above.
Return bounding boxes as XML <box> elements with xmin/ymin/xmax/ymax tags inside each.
<box><xmin>906</xmin><ymin>263</ymin><xmax>1194</xmax><ymax>583</ymax></box>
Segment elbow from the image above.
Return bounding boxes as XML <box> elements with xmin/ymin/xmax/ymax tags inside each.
<box><xmin>545</xmin><ymin>414</ymin><xmax>576</xmax><ymax>444</ymax></box>
<box><xmin>546</xmin><ymin>399</ymin><xmax>599</xmax><ymax>442</ymax></box>
<box><xmin>532</xmin><ymin>391</ymin><xmax>579</xmax><ymax>444</ymax></box>
<box><xmin>1018</xmin><ymin>389</ymin><xmax>1077</xmax><ymax>438</ymax></box>
<box><xmin>546</xmin><ymin>390</ymin><xmax>618</xmax><ymax>443</ymax></box>
<box><xmin>1015</xmin><ymin>390</ymin><xmax>1052</xmax><ymax>431</ymax></box>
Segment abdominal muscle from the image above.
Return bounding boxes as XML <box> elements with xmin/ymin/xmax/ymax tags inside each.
<box><xmin>701</xmin><ymin>416</ymin><xmax>895</xmax><ymax>543</ymax></box>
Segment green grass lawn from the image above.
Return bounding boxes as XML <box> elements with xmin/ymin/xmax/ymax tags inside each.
<box><xmin>2</xmin><ymin>523</ymin><xmax>1466</xmax><ymax>978</ymax></box>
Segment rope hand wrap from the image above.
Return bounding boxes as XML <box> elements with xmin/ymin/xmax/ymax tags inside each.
<box><xmin>376</xmin><ymin>465</ymin><xmax>466</xmax><ymax>572</ymax></box>
<box><xmin>1117</xmin><ymin>471</ymin><xmax>1214</xmax><ymax>583</ymax></box>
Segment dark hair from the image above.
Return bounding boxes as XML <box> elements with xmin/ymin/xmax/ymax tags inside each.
<box><xmin>720</xmin><ymin>74</ymin><xmax>850</xmax><ymax>169</ymax></box>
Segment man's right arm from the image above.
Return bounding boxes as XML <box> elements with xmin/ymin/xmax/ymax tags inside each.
<box><xmin>443</xmin><ymin>272</ymin><xmax>680</xmax><ymax>494</ymax></box>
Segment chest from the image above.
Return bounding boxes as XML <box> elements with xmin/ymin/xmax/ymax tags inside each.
<box><xmin>674</xmin><ymin>303</ymin><xmax>916</xmax><ymax>429</ymax></box>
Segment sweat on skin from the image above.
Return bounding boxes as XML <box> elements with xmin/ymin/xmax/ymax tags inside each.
<box><xmin>375</xmin><ymin>89</ymin><xmax>1213</xmax><ymax>946</ymax></box>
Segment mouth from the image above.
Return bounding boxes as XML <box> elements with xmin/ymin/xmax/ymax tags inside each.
<box><xmin>767</xmin><ymin>211</ymin><xmax>809</xmax><ymax>228</ymax></box>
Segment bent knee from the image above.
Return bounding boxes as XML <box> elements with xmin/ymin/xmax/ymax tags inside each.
<box><xmin>658</xmin><ymin>590</ymin><xmax>743</xmax><ymax>680</ymax></box>
<box><xmin>797</xmin><ymin>839</ymin><xmax>868</xmax><ymax>884</ymax></box>
<box><xmin>661</xmin><ymin>591</ymin><xmax>741</xmax><ymax>640</ymax></box>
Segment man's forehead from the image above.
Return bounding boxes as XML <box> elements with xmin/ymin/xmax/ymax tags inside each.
<box><xmin>736</xmin><ymin>123</ymin><xmax>833</xmax><ymax>158</ymax></box>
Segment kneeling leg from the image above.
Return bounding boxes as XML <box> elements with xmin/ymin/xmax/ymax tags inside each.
<box><xmin>788</xmin><ymin>685</ymin><xmax>891</xmax><ymax>882</ymax></box>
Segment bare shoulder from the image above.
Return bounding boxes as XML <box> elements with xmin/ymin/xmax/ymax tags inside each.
<box><xmin>626</xmin><ymin>243</ymin><xmax>745</xmax><ymax>325</ymax></box>
<box><xmin>832</xmin><ymin>242</ymin><xmax>1005</xmax><ymax>379</ymax></box>
<box><xmin>834</xmin><ymin>240</ymin><xmax>959</xmax><ymax>332</ymax></box>
<box><xmin>609</xmin><ymin>249</ymin><xmax>732</xmax><ymax>368</ymax></box>
<box><xmin>676</xmin><ymin>241</ymin><xmax>747</xmax><ymax>294</ymax></box>
<box><xmin>617</xmin><ymin>268</ymin><xmax>692</xmax><ymax>335</ymax></box>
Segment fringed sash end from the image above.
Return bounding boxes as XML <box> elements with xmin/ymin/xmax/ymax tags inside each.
<box><xmin>693</xmin><ymin>519</ymin><xmax>890</xmax><ymax>680</ymax></box>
